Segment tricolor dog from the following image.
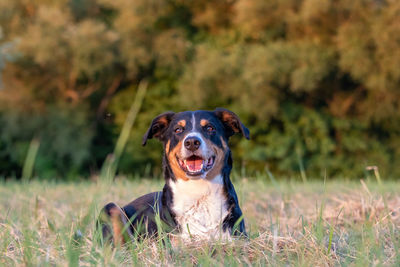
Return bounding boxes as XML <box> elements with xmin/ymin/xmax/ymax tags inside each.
<box><xmin>98</xmin><ymin>108</ymin><xmax>250</xmax><ymax>244</ymax></box>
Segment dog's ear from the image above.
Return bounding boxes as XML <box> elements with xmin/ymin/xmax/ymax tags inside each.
<box><xmin>214</xmin><ymin>108</ymin><xmax>250</xmax><ymax>140</ymax></box>
<box><xmin>142</xmin><ymin>112</ymin><xmax>175</xmax><ymax>146</ymax></box>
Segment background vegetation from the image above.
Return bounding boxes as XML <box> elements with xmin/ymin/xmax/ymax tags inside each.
<box><xmin>1</xmin><ymin>0</ymin><xmax>400</xmax><ymax>179</ymax></box>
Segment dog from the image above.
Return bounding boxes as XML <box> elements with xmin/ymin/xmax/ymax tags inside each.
<box><xmin>98</xmin><ymin>108</ymin><xmax>250</xmax><ymax>245</ymax></box>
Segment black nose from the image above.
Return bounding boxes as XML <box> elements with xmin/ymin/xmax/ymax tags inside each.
<box><xmin>184</xmin><ymin>136</ymin><xmax>201</xmax><ymax>151</ymax></box>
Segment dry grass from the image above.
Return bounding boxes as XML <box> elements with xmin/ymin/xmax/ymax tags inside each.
<box><xmin>0</xmin><ymin>178</ymin><xmax>399</xmax><ymax>266</ymax></box>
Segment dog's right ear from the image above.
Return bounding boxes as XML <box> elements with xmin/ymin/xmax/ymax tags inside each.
<box><xmin>142</xmin><ymin>112</ymin><xmax>175</xmax><ymax>146</ymax></box>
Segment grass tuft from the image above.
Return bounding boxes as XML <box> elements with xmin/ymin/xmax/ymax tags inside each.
<box><xmin>0</xmin><ymin>178</ymin><xmax>399</xmax><ymax>265</ymax></box>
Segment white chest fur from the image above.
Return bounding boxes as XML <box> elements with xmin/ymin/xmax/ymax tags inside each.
<box><xmin>169</xmin><ymin>175</ymin><xmax>230</xmax><ymax>240</ymax></box>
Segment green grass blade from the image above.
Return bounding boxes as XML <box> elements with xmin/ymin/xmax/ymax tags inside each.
<box><xmin>100</xmin><ymin>80</ymin><xmax>148</xmax><ymax>183</ymax></box>
<box><xmin>22</xmin><ymin>138</ymin><xmax>40</xmax><ymax>182</ymax></box>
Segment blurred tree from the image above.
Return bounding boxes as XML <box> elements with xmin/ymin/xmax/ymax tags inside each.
<box><xmin>0</xmin><ymin>0</ymin><xmax>399</xmax><ymax>179</ymax></box>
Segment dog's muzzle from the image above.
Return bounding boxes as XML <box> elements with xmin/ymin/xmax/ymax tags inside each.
<box><xmin>177</xmin><ymin>154</ymin><xmax>215</xmax><ymax>176</ymax></box>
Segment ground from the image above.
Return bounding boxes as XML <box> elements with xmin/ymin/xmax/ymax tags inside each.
<box><xmin>0</xmin><ymin>177</ymin><xmax>399</xmax><ymax>266</ymax></box>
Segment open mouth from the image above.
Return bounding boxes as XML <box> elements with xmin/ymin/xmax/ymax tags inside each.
<box><xmin>177</xmin><ymin>155</ymin><xmax>215</xmax><ymax>176</ymax></box>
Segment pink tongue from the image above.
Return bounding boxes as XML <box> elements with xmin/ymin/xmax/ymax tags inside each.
<box><xmin>186</xmin><ymin>157</ymin><xmax>203</xmax><ymax>171</ymax></box>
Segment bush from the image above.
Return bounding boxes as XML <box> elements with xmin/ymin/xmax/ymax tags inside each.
<box><xmin>1</xmin><ymin>0</ymin><xmax>400</xmax><ymax>179</ymax></box>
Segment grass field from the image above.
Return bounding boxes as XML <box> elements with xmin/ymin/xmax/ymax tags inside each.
<box><xmin>1</xmin><ymin>177</ymin><xmax>399</xmax><ymax>266</ymax></box>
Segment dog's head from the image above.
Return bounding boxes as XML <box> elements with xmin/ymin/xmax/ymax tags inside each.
<box><xmin>143</xmin><ymin>108</ymin><xmax>250</xmax><ymax>180</ymax></box>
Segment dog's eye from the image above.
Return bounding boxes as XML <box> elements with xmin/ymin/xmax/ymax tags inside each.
<box><xmin>206</xmin><ymin>125</ymin><xmax>215</xmax><ymax>132</ymax></box>
<box><xmin>175</xmin><ymin>127</ymin><xmax>184</xmax><ymax>134</ymax></box>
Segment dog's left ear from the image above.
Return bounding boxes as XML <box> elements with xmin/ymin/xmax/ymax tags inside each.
<box><xmin>142</xmin><ymin>112</ymin><xmax>175</xmax><ymax>146</ymax></box>
<box><xmin>214</xmin><ymin>108</ymin><xmax>250</xmax><ymax>140</ymax></box>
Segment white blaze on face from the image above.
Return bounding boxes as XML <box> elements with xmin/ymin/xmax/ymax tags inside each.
<box><xmin>179</xmin><ymin>132</ymin><xmax>206</xmax><ymax>175</ymax></box>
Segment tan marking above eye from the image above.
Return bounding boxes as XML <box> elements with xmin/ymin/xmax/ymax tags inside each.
<box><xmin>200</xmin><ymin>119</ymin><xmax>209</xmax><ymax>127</ymax></box>
<box><xmin>178</xmin><ymin>120</ymin><xmax>186</xmax><ymax>127</ymax></box>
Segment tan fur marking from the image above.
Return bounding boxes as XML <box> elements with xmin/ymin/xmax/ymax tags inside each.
<box><xmin>165</xmin><ymin>140</ymin><xmax>170</xmax><ymax>154</ymax></box>
<box><xmin>222</xmin><ymin>112</ymin><xmax>232</xmax><ymax>122</ymax></box>
<box><xmin>152</xmin><ymin>116</ymin><xmax>168</xmax><ymax>138</ymax></box>
<box><xmin>168</xmin><ymin>140</ymin><xmax>189</xmax><ymax>181</ymax></box>
<box><xmin>220</xmin><ymin>136</ymin><xmax>228</xmax><ymax>150</ymax></box>
<box><xmin>178</xmin><ymin>120</ymin><xmax>186</xmax><ymax>127</ymax></box>
<box><xmin>158</xmin><ymin>116</ymin><xmax>168</xmax><ymax>125</ymax></box>
<box><xmin>109</xmin><ymin>207</ymin><xmax>124</xmax><ymax>246</ymax></box>
<box><xmin>221</xmin><ymin>112</ymin><xmax>239</xmax><ymax>133</ymax></box>
<box><xmin>200</xmin><ymin>119</ymin><xmax>209</xmax><ymax>127</ymax></box>
<box><xmin>204</xmin><ymin>137</ymin><xmax>227</xmax><ymax>180</ymax></box>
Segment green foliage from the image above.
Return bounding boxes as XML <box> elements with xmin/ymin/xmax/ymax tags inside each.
<box><xmin>0</xmin><ymin>106</ymin><xmax>93</xmax><ymax>179</ymax></box>
<box><xmin>0</xmin><ymin>0</ymin><xmax>400</xmax><ymax>179</ymax></box>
